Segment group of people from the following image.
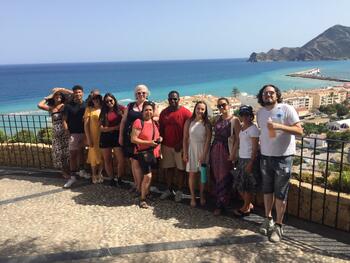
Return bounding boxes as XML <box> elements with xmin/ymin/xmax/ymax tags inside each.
<box><xmin>38</xmin><ymin>83</ymin><xmax>302</xmax><ymax>243</ymax></box>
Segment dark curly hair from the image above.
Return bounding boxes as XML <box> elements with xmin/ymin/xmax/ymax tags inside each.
<box><xmin>99</xmin><ymin>93</ymin><xmax>122</xmax><ymax>126</ymax></box>
<box><xmin>256</xmin><ymin>84</ymin><xmax>283</xmax><ymax>106</ymax></box>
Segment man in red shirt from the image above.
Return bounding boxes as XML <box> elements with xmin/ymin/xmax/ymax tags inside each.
<box><xmin>159</xmin><ymin>91</ymin><xmax>192</xmax><ymax>202</ymax></box>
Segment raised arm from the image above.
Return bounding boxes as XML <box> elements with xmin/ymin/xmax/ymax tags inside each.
<box><xmin>37</xmin><ymin>97</ymin><xmax>51</xmax><ymax>111</ymax></box>
<box><xmin>52</xmin><ymin>87</ymin><xmax>73</xmax><ymax>95</ymax></box>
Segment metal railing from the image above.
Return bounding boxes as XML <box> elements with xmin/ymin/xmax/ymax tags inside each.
<box><xmin>0</xmin><ymin>114</ymin><xmax>53</xmax><ymax>168</ymax></box>
<box><xmin>0</xmin><ymin>114</ymin><xmax>349</xmax><ymax>231</ymax></box>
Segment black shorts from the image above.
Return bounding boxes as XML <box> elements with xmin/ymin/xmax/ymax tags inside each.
<box><xmin>100</xmin><ymin>131</ymin><xmax>120</xmax><ymax>148</ymax></box>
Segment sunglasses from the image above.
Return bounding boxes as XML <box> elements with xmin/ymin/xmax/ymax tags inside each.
<box><xmin>137</xmin><ymin>92</ymin><xmax>147</xmax><ymax>95</ymax></box>
<box><xmin>263</xmin><ymin>91</ymin><xmax>276</xmax><ymax>96</ymax></box>
<box><xmin>168</xmin><ymin>98</ymin><xmax>178</xmax><ymax>101</ymax></box>
<box><xmin>217</xmin><ymin>103</ymin><xmax>227</xmax><ymax>109</ymax></box>
<box><xmin>105</xmin><ymin>99</ymin><xmax>114</xmax><ymax>104</ymax></box>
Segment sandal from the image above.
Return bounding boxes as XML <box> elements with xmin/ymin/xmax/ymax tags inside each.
<box><xmin>139</xmin><ymin>200</ymin><xmax>149</xmax><ymax>209</ymax></box>
<box><xmin>233</xmin><ymin>209</ymin><xmax>250</xmax><ymax>217</ymax></box>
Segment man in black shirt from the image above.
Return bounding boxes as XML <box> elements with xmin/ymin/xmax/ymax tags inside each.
<box><xmin>63</xmin><ymin>85</ymin><xmax>87</xmax><ymax>188</ymax></box>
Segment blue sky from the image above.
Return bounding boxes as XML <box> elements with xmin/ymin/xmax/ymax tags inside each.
<box><xmin>1</xmin><ymin>0</ymin><xmax>350</xmax><ymax>64</ymax></box>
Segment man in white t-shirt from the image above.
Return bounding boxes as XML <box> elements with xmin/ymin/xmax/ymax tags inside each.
<box><xmin>256</xmin><ymin>84</ymin><xmax>303</xmax><ymax>243</ymax></box>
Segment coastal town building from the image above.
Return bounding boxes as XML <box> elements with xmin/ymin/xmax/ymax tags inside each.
<box><xmin>283</xmin><ymin>92</ymin><xmax>313</xmax><ymax>111</ymax></box>
<box><xmin>308</xmin><ymin>86</ymin><xmax>347</xmax><ymax>108</ymax></box>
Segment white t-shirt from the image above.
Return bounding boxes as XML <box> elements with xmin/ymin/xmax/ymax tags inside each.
<box><xmin>257</xmin><ymin>103</ymin><xmax>300</xmax><ymax>156</ymax></box>
<box><xmin>239</xmin><ymin>124</ymin><xmax>260</xmax><ymax>159</ymax></box>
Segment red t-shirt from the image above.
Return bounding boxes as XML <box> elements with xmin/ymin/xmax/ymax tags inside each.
<box><xmin>106</xmin><ymin>105</ymin><xmax>126</xmax><ymax>127</ymax></box>
<box><xmin>159</xmin><ymin>106</ymin><xmax>192</xmax><ymax>148</ymax></box>
<box><xmin>133</xmin><ymin>119</ymin><xmax>160</xmax><ymax>157</ymax></box>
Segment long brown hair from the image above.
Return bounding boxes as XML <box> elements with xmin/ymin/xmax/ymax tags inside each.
<box><xmin>189</xmin><ymin>100</ymin><xmax>210</xmax><ymax>127</ymax></box>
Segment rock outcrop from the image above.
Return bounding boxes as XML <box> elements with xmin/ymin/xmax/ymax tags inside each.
<box><xmin>248</xmin><ymin>25</ymin><xmax>350</xmax><ymax>62</ymax></box>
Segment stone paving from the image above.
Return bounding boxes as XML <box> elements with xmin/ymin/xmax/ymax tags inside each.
<box><xmin>1</xmin><ymin>167</ymin><xmax>350</xmax><ymax>263</ymax></box>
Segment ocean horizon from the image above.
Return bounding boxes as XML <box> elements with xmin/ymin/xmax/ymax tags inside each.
<box><xmin>1</xmin><ymin>58</ymin><xmax>350</xmax><ymax>114</ymax></box>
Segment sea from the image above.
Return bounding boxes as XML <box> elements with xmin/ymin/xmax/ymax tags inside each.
<box><xmin>1</xmin><ymin>58</ymin><xmax>350</xmax><ymax>114</ymax></box>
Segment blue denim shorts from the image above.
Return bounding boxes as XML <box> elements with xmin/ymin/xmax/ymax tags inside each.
<box><xmin>260</xmin><ymin>155</ymin><xmax>293</xmax><ymax>201</ymax></box>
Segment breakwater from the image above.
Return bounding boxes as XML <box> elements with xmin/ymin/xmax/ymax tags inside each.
<box><xmin>287</xmin><ymin>68</ymin><xmax>350</xmax><ymax>83</ymax></box>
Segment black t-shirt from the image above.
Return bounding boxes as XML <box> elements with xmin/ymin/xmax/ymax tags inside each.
<box><xmin>64</xmin><ymin>101</ymin><xmax>86</xmax><ymax>133</ymax></box>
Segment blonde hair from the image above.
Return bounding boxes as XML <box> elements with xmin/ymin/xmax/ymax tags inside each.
<box><xmin>134</xmin><ymin>84</ymin><xmax>150</xmax><ymax>99</ymax></box>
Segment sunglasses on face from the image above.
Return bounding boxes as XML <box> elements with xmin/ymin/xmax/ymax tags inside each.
<box><xmin>168</xmin><ymin>98</ymin><xmax>178</xmax><ymax>101</ymax></box>
<box><xmin>105</xmin><ymin>99</ymin><xmax>114</xmax><ymax>104</ymax></box>
<box><xmin>263</xmin><ymin>91</ymin><xmax>276</xmax><ymax>96</ymax></box>
<box><xmin>217</xmin><ymin>103</ymin><xmax>227</xmax><ymax>109</ymax></box>
<box><xmin>137</xmin><ymin>92</ymin><xmax>147</xmax><ymax>95</ymax></box>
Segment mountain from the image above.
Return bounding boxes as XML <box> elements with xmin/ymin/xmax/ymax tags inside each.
<box><xmin>248</xmin><ymin>25</ymin><xmax>350</xmax><ymax>62</ymax></box>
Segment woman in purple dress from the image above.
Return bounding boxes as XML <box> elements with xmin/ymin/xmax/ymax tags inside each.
<box><xmin>210</xmin><ymin>97</ymin><xmax>240</xmax><ymax>215</ymax></box>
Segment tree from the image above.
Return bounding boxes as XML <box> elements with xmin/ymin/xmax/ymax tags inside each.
<box><xmin>303</xmin><ymin>123</ymin><xmax>328</xmax><ymax>135</ymax></box>
<box><xmin>336</xmin><ymin>104</ymin><xmax>349</xmax><ymax>117</ymax></box>
<box><xmin>319</xmin><ymin>104</ymin><xmax>336</xmax><ymax>115</ymax></box>
<box><xmin>231</xmin><ymin>87</ymin><xmax>240</xmax><ymax>98</ymax></box>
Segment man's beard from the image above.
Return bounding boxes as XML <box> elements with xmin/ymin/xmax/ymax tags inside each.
<box><xmin>264</xmin><ymin>101</ymin><xmax>274</xmax><ymax>106</ymax></box>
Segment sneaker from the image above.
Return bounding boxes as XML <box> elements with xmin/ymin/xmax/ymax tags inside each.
<box><xmin>174</xmin><ymin>190</ymin><xmax>183</xmax><ymax>202</ymax></box>
<box><xmin>269</xmin><ymin>224</ymin><xmax>284</xmax><ymax>243</ymax></box>
<box><xmin>160</xmin><ymin>189</ymin><xmax>172</xmax><ymax>200</ymax></box>
<box><xmin>63</xmin><ymin>176</ymin><xmax>77</xmax><ymax>188</ymax></box>
<box><xmin>259</xmin><ymin>218</ymin><xmax>274</xmax><ymax>236</ymax></box>
<box><xmin>78</xmin><ymin>170</ymin><xmax>91</xmax><ymax>179</ymax></box>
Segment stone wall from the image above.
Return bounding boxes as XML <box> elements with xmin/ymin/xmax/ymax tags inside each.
<box><xmin>0</xmin><ymin>143</ymin><xmax>53</xmax><ymax>168</ymax></box>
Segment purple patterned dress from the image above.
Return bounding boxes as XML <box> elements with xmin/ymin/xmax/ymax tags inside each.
<box><xmin>210</xmin><ymin>116</ymin><xmax>233</xmax><ymax>209</ymax></box>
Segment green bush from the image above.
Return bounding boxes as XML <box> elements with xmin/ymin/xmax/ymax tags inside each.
<box><xmin>37</xmin><ymin>127</ymin><xmax>52</xmax><ymax>144</ymax></box>
<box><xmin>0</xmin><ymin>130</ymin><xmax>6</xmax><ymax>143</ymax></box>
<box><xmin>10</xmin><ymin>130</ymin><xmax>36</xmax><ymax>143</ymax></box>
<box><xmin>328</xmin><ymin>171</ymin><xmax>350</xmax><ymax>193</ymax></box>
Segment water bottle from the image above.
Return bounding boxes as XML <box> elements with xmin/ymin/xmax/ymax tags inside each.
<box><xmin>200</xmin><ymin>163</ymin><xmax>207</xmax><ymax>183</ymax></box>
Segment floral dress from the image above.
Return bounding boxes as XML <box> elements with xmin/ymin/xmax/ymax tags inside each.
<box><xmin>51</xmin><ymin>111</ymin><xmax>70</xmax><ymax>169</ymax></box>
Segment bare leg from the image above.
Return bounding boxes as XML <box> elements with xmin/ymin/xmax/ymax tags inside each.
<box><xmin>275</xmin><ymin>198</ymin><xmax>287</xmax><ymax>224</ymax></box>
<box><xmin>263</xmin><ymin>193</ymin><xmax>274</xmax><ymax>218</ymax></box>
<box><xmin>176</xmin><ymin>169</ymin><xmax>185</xmax><ymax>190</ymax></box>
<box><xmin>188</xmin><ymin>172</ymin><xmax>196</xmax><ymax>207</ymax></box>
<box><xmin>241</xmin><ymin>192</ymin><xmax>253</xmax><ymax>212</ymax></box>
<box><xmin>69</xmin><ymin>150</ymin><xmax>79</xmax><ymax>176</ymax></box>
<box><xmin>165</xmin><ymin>168</ymin><xmax>175</xmax><ymax>190</ymax></box>
<box><xmin>131</xmin><ymin>158</ymin><xmax>143</xmax><ymax>191</ymax></box>
<box><xmin>91</xmin><ymin>165</ymin><xmax>97</xmax><ymax>183</ymax></box>
<box><xmin>114</xmin><ymin>147</ymin><xmax>125</xmax><ymax>179</ymax></box>
<box><xmin>102</xmin><ymin>149</ymin><xmax>113</xmax><ymax>177</ymax></box>
<box><xmin>141</xmin><ymin>173</ymin><xmax>152</xmax><ymax>200</ymax></box>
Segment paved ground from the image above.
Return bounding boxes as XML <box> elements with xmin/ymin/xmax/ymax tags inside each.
<box><xmin>1</xmin><ymin>167</ymin><xmax>350</xmax><ymax>263</ymax></box>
